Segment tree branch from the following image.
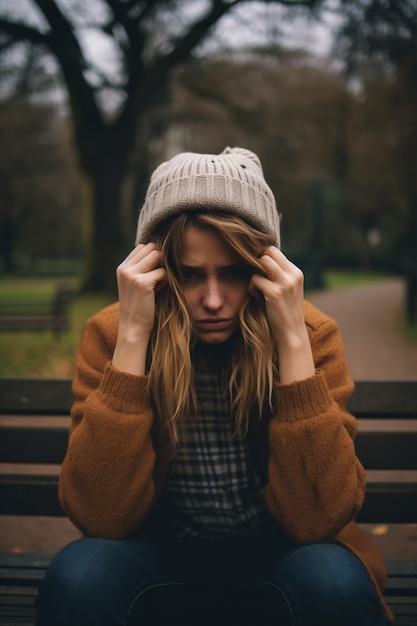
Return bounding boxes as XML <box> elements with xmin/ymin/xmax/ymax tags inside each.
<box><xmin>0</xmin><ymin>18</ymin><xmax>50</xmax><ymax>46</ymax></box>
<box><xmin>150</xmin><ymin>0</ymin><xmax>238</xmax><ymax>78</ymax></box>
<box><xmin>33</xmin><ymin>0</ymin><xmax>86</xmax><ymax>66</ymax></box>
<box><xmin>31</xmin><ymin>0</ymin><xmax>104</xmax><ymax>134</ymax></box>
<box><xmin>103</xmin><ymin>0</ymin><xmax>146</xmax><ymax>90</ymax></box>
<box><xmin>104</xmin><ymin>0</ymin><xmax>143</xmax><ymax>49</ymax></box>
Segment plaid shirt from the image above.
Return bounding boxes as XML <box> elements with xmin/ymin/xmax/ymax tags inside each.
<box><xmin>164</xmin><ymin>349</ymin><xmax>275</xmax><ymax>540</ymax></box>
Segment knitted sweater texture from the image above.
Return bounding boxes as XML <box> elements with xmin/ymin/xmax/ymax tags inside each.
<box><xmin>59</xmin><ymin>300</ymin><xmax>392</xmax><ymax>621</ymax></box>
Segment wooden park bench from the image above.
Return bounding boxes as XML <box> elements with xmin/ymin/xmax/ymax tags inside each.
<box><xmin>0</xmin><ymin>377</ymin><xmax>416</xmax><ymax>625</ymax></box>
<box><xmin>0</xmin><ymin>287</ymin><xmax>73</xmax><ymax>336</ymax></box>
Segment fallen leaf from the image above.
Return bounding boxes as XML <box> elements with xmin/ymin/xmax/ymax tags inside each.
<box><xmin>371</xmin><ymin>525</ymin><xmax>389</xmax><ymax>536</ymax></box>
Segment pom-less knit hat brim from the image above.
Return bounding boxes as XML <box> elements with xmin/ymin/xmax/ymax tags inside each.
<box><xmin>136</xmin><ymin>147</ymin><xmax>280</xmax><ymax>247</ymax></box>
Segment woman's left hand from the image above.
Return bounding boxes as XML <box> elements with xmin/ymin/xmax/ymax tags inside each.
<box><xmin>249</xmin><ymin>246</ymin><xmax>315</xmax><ymax>383</ymax></box>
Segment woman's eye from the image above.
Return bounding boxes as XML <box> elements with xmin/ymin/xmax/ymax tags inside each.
<box><xmin>181</xmin><ymin>270</ymin><xmax>200</xmax><ymax>281</ymax></box>
<box><xmin>223</xmin><ymin>267</ymin><xmax>250</xmax><ymax>280</ymax></box>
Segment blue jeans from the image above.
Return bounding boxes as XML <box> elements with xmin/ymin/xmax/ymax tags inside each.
<box><xmin>36</xmin><ymin>536</ymin><xmax>388</xmax><ymax>626</ymax></box>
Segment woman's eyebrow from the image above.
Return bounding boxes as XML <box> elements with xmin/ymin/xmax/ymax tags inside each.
<box><xmin>179</xmin><ymin>263</ymin><xmax>201</xmax><ymax>270</ymax></box>
<box><xmin>179</xmin><ymin>262</ymin><xmax>247</xmax><ymax>270</ymax></box>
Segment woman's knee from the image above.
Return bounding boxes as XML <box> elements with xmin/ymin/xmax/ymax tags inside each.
<box><xmin>36</xmin><ymin>537</ymin><xmax>165</xmax><ymax>626</ymax></box>
<box><xmin>271</xmin><ymin>543</ymin><xmax>387</xmax><ymax>625</ymax></box>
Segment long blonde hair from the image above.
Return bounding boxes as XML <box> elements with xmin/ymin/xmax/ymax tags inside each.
<box><xmin>148</xmin><ymin>211</ymin><xmax>278</xmax><ymax>447</ymax></box>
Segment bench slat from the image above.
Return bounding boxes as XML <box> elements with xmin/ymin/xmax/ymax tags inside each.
<box><xmin>0</xmin><ymin>568</ymin><xmax>46</xmax><ymax>585</ymax></box>
<box><xmin>347</xmin><ymin>381</ymin><xmax>417</xmax><ymax>417</ymax></box>
<box><xmin>1</xmin><ymin>475</ymin><xmax>415</xmax><ymax>520</ymax></box>
<box><xmin>0</xmin><ymin>428</ymin><xmax>68</xmax><ymax>464</ymax></box>
<box><xmin>0</xmin><ymin>317</ymin><xmax>69</xmax><ymax>331</ymax></box>
<box><xmin>357</xmin><ymin>484</ymin><xmax>417</xmax><ymax>522</ymax></box>
<box><xmin>0</xmin><ymin>477</ymin><xmax>63</xmax><ymax>516</ymax></box>
<box><xmin>386</xmin><ymin>561</ymin><xmax>417</xmax><ymax>576</ymax></box>
<box><xmin>1</xmin><ymin>378</ymin><xmax>416</xmax><ymax>416</ymax></box>
<box><xmin>0</xmin><ymin>596</ymin><xmax>37</xmax><ymax>608</ymax></box>
<box><xmin>1</xmin><ymin>427</ymin><xmax>416</xmax><ymax>469</ymax></box>
<box><xmin>355</xmin><ymin>431</ymin><xmax>417</xmax><ymax>470</ymax></box>
<box><xmin>0</xmin><ymin>556</ymin><xmax>53</xmax><ymax>569</ymax></box>
<box><xmin>0</xmin><ymin>379</ymin><xmax>73</xmax><ymax>414</ymax></box>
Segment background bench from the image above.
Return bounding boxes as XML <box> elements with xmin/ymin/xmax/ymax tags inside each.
<box><xmin>0</xmin><ymin>287</ymin><xmax>73</xmax><ymax>336</ymax></box>
<box><xmin>0</xmin><ymin>377</ymin><xmax>416</xmax><ymax>625</ymax></box>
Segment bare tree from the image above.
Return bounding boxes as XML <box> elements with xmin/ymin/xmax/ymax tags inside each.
<box><xmin>0</xmin><ymin>0</ymin><xmax>324</xmax><ymax>292</ymax></box>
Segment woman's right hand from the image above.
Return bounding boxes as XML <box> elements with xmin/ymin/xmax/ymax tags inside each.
<box><xmin>112</xmin><ymin>243</ymin><xmax>167</xmax><ymax>375</ymax></box>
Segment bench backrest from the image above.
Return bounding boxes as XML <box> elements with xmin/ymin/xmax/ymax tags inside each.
<box><xmin>0</xmin><ymin>378</ymin><xmax>416</xmax><ymax>521</ymax></box>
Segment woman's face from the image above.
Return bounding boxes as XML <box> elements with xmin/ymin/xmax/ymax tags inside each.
<box><xmin>179</xmin><ymin>225</ymin><xmax>251</xmax><ymax>343</ymax></box>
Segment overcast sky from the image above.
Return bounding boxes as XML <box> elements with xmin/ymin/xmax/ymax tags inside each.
<box><xmin>202</xmin><ymin>2</ymin><xmax>340</xmax><ymax>58</ymax></box>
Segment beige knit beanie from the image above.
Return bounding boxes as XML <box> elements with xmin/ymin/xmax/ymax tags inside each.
<box><xmin>136</xmin><ymin>146</ymin><xmax>280</xmax><ymax>247</ymax></box>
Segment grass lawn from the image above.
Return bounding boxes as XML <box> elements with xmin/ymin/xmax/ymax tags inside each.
<box><xmin>322</xmin><ymin>270</ymin><xmax>388</xmax><ymax>291</ymax></box>
<box><xmin>0</xmin><ymin>277</ymin><xmax>113</xmax><ymax>377</ymax></box>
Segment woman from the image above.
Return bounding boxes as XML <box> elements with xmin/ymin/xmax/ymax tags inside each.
<box><xmin>36</xmin><ymin>148</ymin><xmax>392</xmax><ymax>625</ymax></box>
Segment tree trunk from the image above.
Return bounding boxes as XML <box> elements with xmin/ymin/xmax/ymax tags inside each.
<box><xmin>79</xmin><ymin>144</ymin><xmax>132</xmax><ymax>294</ymax></box>
<box><xmin>0</xmin><ymin>210</ymin><xmax>17</xmax><ymax>272</ymax></box>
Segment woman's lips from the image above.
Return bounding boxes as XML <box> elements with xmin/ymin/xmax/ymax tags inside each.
<box><xmin>195</xmin><ymin>318</ymin><xmax>231</xmax><ymax>331</ymax></box>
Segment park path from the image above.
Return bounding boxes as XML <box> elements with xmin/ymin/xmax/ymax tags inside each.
<box><xmin>0</xmin><ymin>278</ymin><xmax>416</xmax><ymax>558</ymax></box>
<box><xmin>309</xmin><ymin>277</ymin><xmax>417</xmax><ymax>381</ymax></box>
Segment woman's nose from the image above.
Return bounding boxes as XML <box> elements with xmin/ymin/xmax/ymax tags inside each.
<box><xmin>202</xmin><ymin>279</ymin><xmax>224</xmax><ymax>311</ymax></box>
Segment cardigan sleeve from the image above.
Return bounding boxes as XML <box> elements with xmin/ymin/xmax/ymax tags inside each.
<box><xmin>264</xmin><ymin>301</ymin><xmax>366</xmax><ymax>544</ymax></box>
<box><xmin>58</xmin><ymin>304</ymin><xmax>160</xmax><ymax>539</ymax></box>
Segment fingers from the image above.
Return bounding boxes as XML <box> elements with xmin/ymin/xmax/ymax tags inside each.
<box><xmin>248</xmin><ymin>248</ymin><xmax>308</xmax><ymax>353</ymax></box>
<box><xmin>117</xmin><ymin>244</ymin><xmax>166</xmax><ymax>284</ymax></box>
<box><xmin>260</xmin><ymin>247</ymin><xmax>301</xmax><ymax>279</ymax></box>
<box><xmin>251</xmin><ymin>247</ymin><xmax>303</xmax><ymax>293</ymax></box>
<box><xmin>118</xmin><ymin>242</ymin><xmax>162</xmax><ymax>272</ymax></box>
<box><xmin>116</xmin><ymin>242</ymin><xmax>168</xmax><ymax>300</ymax></box>
<box><xmin>153</xmin><ymin>267</ymin><xmax>169</xmax><ymax>293</ymax></box>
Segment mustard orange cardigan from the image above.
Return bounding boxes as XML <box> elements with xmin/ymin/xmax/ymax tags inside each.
<box><xmin>59</xmin><ymin>300</ymin><xmax>392</xmax><ymax>621</ymax></box>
